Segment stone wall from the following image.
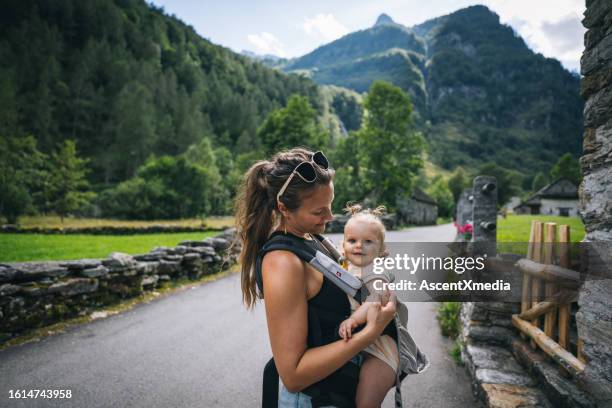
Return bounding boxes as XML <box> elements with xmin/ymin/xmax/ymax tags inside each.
<box><xmin>456</xmin><ymin>174</ymin><xmax>598</xmax><ymax>407</ymax></box>
<box><xmin>0</xmin><ymin>228</ymin><xmax>240</xmax><ymax>344</ymax></box>
<box><xmin>576</xmin><ymin>0</ymin><xmax>612</xmax><ymax>405</ymax></box>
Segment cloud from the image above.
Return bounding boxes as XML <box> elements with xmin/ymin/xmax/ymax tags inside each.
<box><xmin>300</xmin><ymin>14</ymin><xmax>349</xmax><ymax>42</ymax></box>
<box><xmin>246</xmin><ymin>32</ymin><xmax>286</xmax><ymax>57</ymax></box>
<box><xmin>484</xmin><ymin>0</ymin><xmax>585</xmax><ymax>72</ymax></box>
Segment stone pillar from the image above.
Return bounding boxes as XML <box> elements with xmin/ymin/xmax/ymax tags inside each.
<box><xmin>455</xmin><ymin>188</ymin><xmax>473</xmax><ymax>227</ymax></box>
<box><xmin>577</xmin><ymin>1</ymin><xmax>612</xmax><ymax>405</ymax></box>
<box><xmin>471</xmin><ymin>176</ymin><xmax>497</xmax><ymax>256</ymax></box>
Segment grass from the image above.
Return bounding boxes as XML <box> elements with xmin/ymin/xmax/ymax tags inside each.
<box><xmin>437</xmin><ymin>216</ymin><xmax>453</xmax><ymax>225</ymax></box>
<box><xmin>436</xmin><ymin>301</ymin><xmax>462</xmax><ymax>339</ymax></box>
<box><xmin>2</xmin><ymin>215</ymin><xmax>235</xmax><ymax>230</ymax></box>
<box><xmin>497</xmin><ymin>214</ymin><xmax>585</xmax><ymax>243</ymax></box>
<box><xmin>0</xmin><ymin>231</ymin><xmax>218</xmax><ymax>262</ymax></box>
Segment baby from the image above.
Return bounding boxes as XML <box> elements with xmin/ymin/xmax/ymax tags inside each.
<box><xmin>338</xmin><ymin>204</ymin><xmax>400</xmax><ymax>408</ymax></box>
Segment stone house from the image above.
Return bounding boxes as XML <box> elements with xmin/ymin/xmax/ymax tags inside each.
<box><xmin>514</xmin><ymin>177</ymin><xmax>579</xmax><ymax>216</ymax></box>
<box><xmin>396</xmin><ymin>187</ymin><xmax>438</xmax><ymax>225</ymax></box>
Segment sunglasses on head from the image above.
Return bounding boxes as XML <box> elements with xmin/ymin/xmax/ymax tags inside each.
<box><xmin>276</xmin><ymin>151</ymin><xmax>330</xmax><ymax>203</ymax></box>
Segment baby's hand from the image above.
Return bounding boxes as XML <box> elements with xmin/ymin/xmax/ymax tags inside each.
<box><xmin>338</xmin><ymin>317</ymin><xmax>359</xmax><ymax>341</ymax></box>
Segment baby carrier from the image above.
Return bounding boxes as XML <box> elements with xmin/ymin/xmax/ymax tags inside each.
<box><xmin>255</xmin><ymin>231</ymin><xmax>430</xmax><ymax>408</ymax></box>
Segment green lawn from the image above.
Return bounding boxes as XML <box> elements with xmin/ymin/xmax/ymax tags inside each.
<box><xmin>2</xmin><ymin>215</ymin><xmax>235</xmax><ymax>230</ymax></box>
<box><xmin>0</xmin><ymin>231</ymin><xmax>218</xmax><ymax>263</ymax></box>
<box><xmin>497</xmin><ymin>214</ymin><xmax>585</xmax><ymax>243</ymax></box>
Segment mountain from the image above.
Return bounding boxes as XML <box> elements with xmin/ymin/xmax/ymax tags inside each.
<box><xmin>283</xmin><ymin>5</ymin><xmax>583</xmax><ymax>177</ymax></box>
<box><xmin>240</xmin><ymin>50</ymin><xmax>290</xmax><ymax>68</ymax></box>
<box><xmin>0</xmin><ymin>0</ymin><xmax>333</xmax><ymax>185</ymax></box>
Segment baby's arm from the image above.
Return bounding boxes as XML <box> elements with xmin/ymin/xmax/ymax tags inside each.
<box><xmin>339</xmin><ymin>302</ymin><xmax>371</xmax><ymax>341</ymax></box>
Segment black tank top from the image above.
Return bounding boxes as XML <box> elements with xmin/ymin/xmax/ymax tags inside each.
<box><xmin>265</xmin><ymin>231</ymin><xmax>351</xmax><ymax>346</ymax></box>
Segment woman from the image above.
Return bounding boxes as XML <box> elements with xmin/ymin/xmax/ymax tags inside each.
<box><xmin>235</xmin><ymin>147</ymin><xmax>397</xmax><ymax>407</ymax></box>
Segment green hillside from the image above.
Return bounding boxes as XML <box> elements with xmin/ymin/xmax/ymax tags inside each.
<box><xmin>0</xmin><ymin>0</ymin><xmax>334</xmax><ymax>186</ymax></box>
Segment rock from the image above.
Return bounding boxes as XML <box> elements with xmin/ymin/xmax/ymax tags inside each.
<box><xmin>475</xmin><ymin>368</ymin><xmax>536</xmax><ymax>387</ymax></box>
<box><xmin>47</xmin><ymin>278</ymin><xmax>98</xmax><ymax>296</ymax></box>
<box><xmin>135</xmin><ymin>262</ymin><xmax>156</xmax><ymax>275</ymax></box>
<box><xmin>178</xmin><ymin>240</ymin><xmax>213</xmax><ymax>248</ymax></box>
<box><xmin>0</xmin><ymin>265</ymin><xmax>18</xmax><ymax>283</ymax></box>
<box><xmin>3</xmin><ymin>262</ymin><xmax>70</xmax><ymax>282</ymax></box>
<box><xmin>481</xmin><ymin>383</ymin><xmax>552</xmax><ymax>408</ymax></box>
<box><xmin>183</xmin><ymin>253</ymin><xmax>201</xmax><ymax>263</ymax></box>
<box><xmin>90</xmin><ymin>311</ymin><xmax>108</xmax><ymax>320</ymax></box>
<box><xmin>204</xmin><ymin>237</ymin><xmax>230</xmax><ymax>251</ymax></box>
<box><xmin>583</xmin><ymin>84</ymin><xmax>612</xmax><ymax>128</ymax></box>
<box><xmin>79</xmin><ymin>265</ymin><xmax>109</xmax><ymax>278</ymax></box>
<box><xmin>59</xmin><ymin>259</ymin><xmax>102</xmax><ymax>270</ymax></box>
<box><xmin>102</xmin><ymin>252</ymin><xmax>137</xmax><ymax>272</ymax></box>
<box><xmin>133</xmin><ymin>253</ymin><xmax>164</xmax><ymax>262</ymax></box>
<box><xmin>464</xmin><ymin>324</ymin><xmax>518</xmax><ymax>346</ymax></box>
<box><xmin>157</xmin><ymin>260</ymin><xmax>181</xmax><ymax>276</ymax></box>
<box><xmin>512</xmin><ymin>339</ymin><xmax>597</xmax><ymax>408</ymax></box>
<box><xmin>186</xmin><ymin>246</ymin><xmax>216</xmax><ymax>256</ymax></box>
<box><xmin>142</xmin><ymin>275</ymin><xmax>159</xmax><ymax>288</ymax></box>
<box><xmin>582</xmin><ymin>0</ymin><xmax>612</xmax><ymax>29</ymax></box>
<box><xmin>0</xmin><ymin>283</ymin><xmax>21</xmax><ymax>296</ymax></box>
<box><xmin>18</xmin><ymin>282</ymin><xmax>49</xmax><ymax>297</ymax></box>
<box><xmin>465</xmin><ymin>344</ymin><xmax>526</xmax><ymax>374</ymax></box>
<box><xmin>172</xmin><ymin>245</ymin><xmax>189</xmax><ymax>255</ymax></box>
<box><xmin>162</xmin><ymin>254</ymin><xmax>183</xmax><ymax>262</ymax></box>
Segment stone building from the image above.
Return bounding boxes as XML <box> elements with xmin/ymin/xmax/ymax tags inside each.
<box><xmin>514</xmin><ymin>177</ymin><xmax>580</xmax><ymax>216</ymax></box>
<box><xmin>395</xmin><ymin>187</ymin><xmax>438</xmax><ymax>225</ymax></box>
<box><xmin>575</xmin><ymin>0</ymin><xmax>612</xmax><ymax>404</ymax></box>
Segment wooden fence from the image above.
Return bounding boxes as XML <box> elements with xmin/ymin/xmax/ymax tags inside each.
<box><xmin>511</xmin><ymin>220</ymin><xmax>586</xmax><ymax>376</ymax></box>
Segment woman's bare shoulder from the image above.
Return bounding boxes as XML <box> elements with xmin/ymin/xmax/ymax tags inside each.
<box><xmin>262</xmin><ymin>250</ymin><xmax>306</xmax><ymax>290</ymax></box>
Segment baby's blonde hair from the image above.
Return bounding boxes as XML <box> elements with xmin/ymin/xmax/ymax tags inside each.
<box><xmin>343</xmin><ymin>202</ymin><xmax>387</xmax><ymax>242</ymax></box>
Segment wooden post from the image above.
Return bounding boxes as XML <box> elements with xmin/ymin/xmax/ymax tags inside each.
<box><xmin>530</xmin><ymin>221</ymin><xmax>543</xmax><ymax>348</ymax></box>
<box><xmin>512</xmin><ymin>315</ymin><xmax>586</xmax><ymax>375</ymax></box>
<box><xmin>521</xmin><ymin>221</ymin><xmax>537</xmax><ymax>340</ymax></box>
<box><xmin>558</xmin><ymin>225</ymin><xmax>571</xmax><ymax>350</ymax></box>
<box><xmin>543</xmin><ymin>223</ymin><xmax>558</xmax><ymax>339</ymax></box>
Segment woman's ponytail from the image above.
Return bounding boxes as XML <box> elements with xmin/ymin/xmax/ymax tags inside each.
<box><xmin>235</xmin><ymin>160</ymin><xmax>275</xmax><ymax>309</ymax></box>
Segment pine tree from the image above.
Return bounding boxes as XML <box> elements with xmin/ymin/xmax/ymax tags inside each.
<box><xmin>49</xmin><ymin>140</ymin><xmax>96</xmax><ymax>222</ymax></box>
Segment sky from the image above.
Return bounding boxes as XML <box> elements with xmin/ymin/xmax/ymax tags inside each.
<box><xmin>149</xmin><ymin>0</ymin><xmax>586</xmax><ymax>73</ymax></box>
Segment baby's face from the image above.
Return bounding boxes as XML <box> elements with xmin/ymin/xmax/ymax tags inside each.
<box><xmin>342</xmin><ymin>218</ymin><xmax>384</xmax><ymax>267</ymax></box>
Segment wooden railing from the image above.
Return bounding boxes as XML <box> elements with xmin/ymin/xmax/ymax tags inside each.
<box><xmin>512</xmin><ymin>220</ymin><xmax>586</xmax><ymax>376</ymax></box>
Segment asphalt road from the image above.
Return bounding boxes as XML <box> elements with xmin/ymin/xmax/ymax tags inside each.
<box><xmin>0</xmin><ymin>223</ymin><xmax>481</xmax><ymax>407</ymax></box>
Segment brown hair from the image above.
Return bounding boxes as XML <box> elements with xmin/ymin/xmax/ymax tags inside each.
<box><xmin>235</xmin><ymin>147</ymin><xmax>335</xmax><ymax>309</ymax></box>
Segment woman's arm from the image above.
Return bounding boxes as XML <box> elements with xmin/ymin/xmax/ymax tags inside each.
<box><xmin>262</xmin><ymin>250</ymin><xmax>395</xmax><ymax>393</ymax></box>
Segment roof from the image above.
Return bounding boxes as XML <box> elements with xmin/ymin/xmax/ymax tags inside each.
<box><xmin>514</xmin><ymin>177</ymin><xmax>578</xmax><ymax>209</ymax></box>
<box><xmin>411</xmin><ymin>187</ymin><xmax>437</xmax><ymax>206</ymax></box>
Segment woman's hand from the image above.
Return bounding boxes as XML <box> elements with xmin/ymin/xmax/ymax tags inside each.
<box><xmin>364</xmin><ymin>290</ymin><xmax>396</xmax><ymax>340</ymax></box>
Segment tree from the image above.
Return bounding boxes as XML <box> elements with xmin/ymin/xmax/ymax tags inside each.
<box><xmin>447</xmin><ymin>167</ymin><xmax>468</xmax><ymax>203</ymax></box>
<box><xmin>257</xmin><ymin>94</ymin><xmax>328</xmax><ymax>156</ymax></box>
<box><xmin>99</xmin><ymin>155</ymin><xmax>217</xmax><ymax>219</ymax></box>
<box><xmin>48</xmin><ymin>140</ymin><xmax>96</xmax><ymax>222</ymax></box>
<box><xmin>531</xmin><ymin>172</ymin><xmax>548</xmax><ymax>192</ymax></box>
<box><xmin>550</xmin><ymin>153</ymin><xmax>581</xmax><ymax>185</ymax></box>
<box><xmin>330</xmin><ymin>131</ymin><xmax>366</xmax><ymax>213</ymax></box>
<box><xmin>0</xmin><ymin>135</ymin><xmax>47</xmax><ymax>224</ymax></box>
<box><xmin>356</xmin><ymin>81</ymin><xmax>425</xmax><ymax>210</ymax></box>
<box><xmin>427</xmin><ymin>175</ymin><xmax>454</xmax><ymax>218</ymax></box>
